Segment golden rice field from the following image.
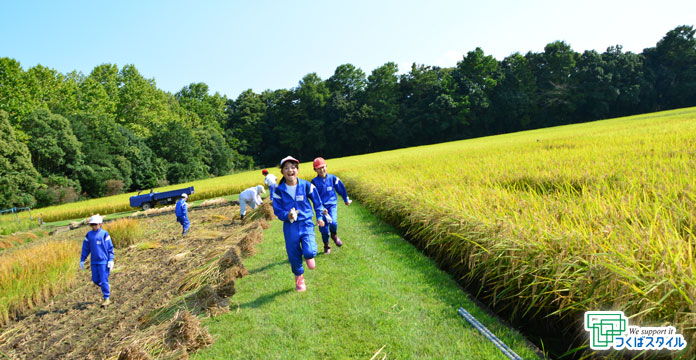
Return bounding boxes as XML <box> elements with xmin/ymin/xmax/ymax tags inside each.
<box><xmin>5</xmin><ymin>168</ymin><xmax>263</xmax><ymax>225</ymax></box>
<box><xmin>0</xmin><ymin>239</ymin><xmax>79</xmax><ymax>326</ymax></box>
<box><xmin>322</xmin><ymin>107</ymin><xmax>696</xmax><ymax>356</ymax></box>
<box><xmin>2</xmin><ymin>107</ymin><xmax>694</xmax><ymax>356</ymax></box>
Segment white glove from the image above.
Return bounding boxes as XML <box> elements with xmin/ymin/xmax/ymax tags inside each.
<box><xmin>79</xmin><ymin>261</ymin><xmax>85</xmax><ymax>270</ymax></box>
<box><xmin>288</xmin><ymin>208</ymin><xmax>298</xmax><ymax>223</ymax></box>
<box><xmin>107</xmin><ymin>261</ymin><xmax>114</xmax><ymax>270</ymax></box>
<box><xmin>324</xmin><ymin>213</ymin><xmax>333</xmax><ymax>224</ymax></box>
<box><xmin>345</xmin><ymin>199</ymin><xmax>352</xmax><ymax>206</ymax></box>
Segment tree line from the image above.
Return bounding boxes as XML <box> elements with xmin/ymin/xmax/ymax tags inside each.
<box><xmin>1</xmin><ymin>25</ymin><xmax>695</xmax><ymax>208</ymax></box>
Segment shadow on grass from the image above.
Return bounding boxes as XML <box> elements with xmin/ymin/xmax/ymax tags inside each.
<box><xmin>248</xmin><ymin>260</ymin><xmax>286</xmax><ymax>275</ymax></box>
<box><xmin>241</xmin><ymin>289</ymin><xmax>293</xmax><ymax>309</ymax></box>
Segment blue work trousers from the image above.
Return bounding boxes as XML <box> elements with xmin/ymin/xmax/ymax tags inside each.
<box><xmin>177</xmin><ymin>216</ymin><xmax>190</xmax><ymax>233</ymax></box>
<box><xmin>91</xmin><ymin>263</ymin><xmax>111</xmax><ymax>299</ymax></box>
<box><xmin>319</xmin><ymin>204</ymin><xmax>338</xmax><ymax>244</ymax></box>
<box><xmin>269</xmin><ymin>184</ymin><xmax>277</xmax><ymax>201</ymax></box>
<box><xmin>283</xmin><ymin>220</ymin><xmax>318</xmax><ymax>276</ymax></box>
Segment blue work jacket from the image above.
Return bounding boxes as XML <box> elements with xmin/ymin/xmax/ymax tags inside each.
<box><xmin>272</xmin><ymin>179</ymin><xmax>325</xmax><ymax>223</ymax></box>
<box><xmin>80</xmin><ymin>228</ymin><xmax>115</xmax><ymax>265</ymax></box>
<box><xmin>311</xmin><ymin>174</ymin><xmax>349</xmax><ymax>206</ymax></box>
<box><xmin>175</xmin><ymin>199</ymin><xmax>188</xmax><ymax>218</ymax></box>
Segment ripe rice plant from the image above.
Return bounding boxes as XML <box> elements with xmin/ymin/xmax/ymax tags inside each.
<box><xmin>0</xmin><ymin>239</ymin><xmax>79</xmax><ymax>326</ymax></box>
<box><xmin>318</xmin><ymin>107</ymin><xmax>696</xmax><ymax>357</ymax></box>
<box><xmin>104</xmin><ymin>218</ymin><xmax>143</xmax><ymax>249</ymax></box>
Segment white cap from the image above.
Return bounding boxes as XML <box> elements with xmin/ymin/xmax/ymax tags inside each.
<box><xmin>257</xmin><ymin>185</ymin><xmax>266</xmax><ymax>195</ymax></box>
<box><xmin>181</xmin><ymin>193</ymin><xmax>188</xmax><ymax>199</ymax></box>
<box><xmin>89</xmin><ymin>215</ymin><xmax>103</xmax><ymax>224</ymax></box>
<box><xmin>279</xmin><ymin>156</ymin><xmax>299</xmax><ymax>168</ymax></box>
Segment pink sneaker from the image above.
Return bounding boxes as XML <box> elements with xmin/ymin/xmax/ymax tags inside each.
<box><xmin>331</xmin><ymin>233</ymin><xmax>343</xmax><ymax>247</ymax></box>
<box><xmin>295</xmin><ymin>275</ymin><xmax>306</xmax><ymax>292</ymax></box>
<box><xmin>306</xmin><ymin>258</ymin><xmax>315</xmax><ymax>270</ymax></box>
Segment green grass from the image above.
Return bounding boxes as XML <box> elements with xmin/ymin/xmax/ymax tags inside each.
<box><xmin>0</xmin><ymin>214</ymin><xmax>40</xmax><ymax>235</ymax></box>
<box><xmin>194</xmin><ymin>202</ymin><xmax>540</xmax><ymax>359</ymax></box>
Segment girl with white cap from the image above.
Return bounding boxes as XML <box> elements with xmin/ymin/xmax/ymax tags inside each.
<box><xmin>272</xmin><ymin>156</ymin><xmax>326</xmax><ymax>292</ymax></box>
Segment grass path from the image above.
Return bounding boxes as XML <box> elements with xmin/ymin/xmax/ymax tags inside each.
<box><xmin>195</xmin><ymin>201</ymin><xmax>541</xmax><ymax>359</ymax></box>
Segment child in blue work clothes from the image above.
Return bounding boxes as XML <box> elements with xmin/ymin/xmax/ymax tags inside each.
<box><xmin>272</xmin><ymin>156</ymin><xmax>326</xmax><ymax>292</ymax></box>
<box><xmin>79</xmin><ymin>215</ymin><xmax>115</xmax><ymax>307</ymax></box>
<box><xmin>175</xmin><ymin>193</ymin><xmax>190</xmax><ymax>235</ymax></box>
<box><xmin>311</xmin><ymin>157</ymin><xmax>352</xmax><ymax>254</ymax></box>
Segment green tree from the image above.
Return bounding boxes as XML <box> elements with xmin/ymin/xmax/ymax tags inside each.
<box><xmin>119</xmin><ymin>126</ymin><xmax>165</xmax><ymax>190</ymax></box>
<box><xmin>363</xmin><ymin>62</ymin><xmax>401</xmax><ymax>152</ymax></box>
<box><xmin>400</xmin><ymin>64</ymin><xmax>447</xmax><ymax>145</ymax></box>
<box><xmin>0</xmin><ymin>110</ymin><xmax>40</xmax><ymax>208</ymax></box>
<box><xmin>258</xmin><ymin>89</ymin><xmax>290</xmax><ymax>166</ymax></box>
<box><xmin>176</xmin><ymin>82</ymin><xmax>228</xmax><ymax>128</ymax></box>
<box><xmin>454</xmin><ymin>47</ymin><xmax>502</xmax><ymax>135</ymax></box>
<box><xmin>22</xmin><ymin>108</ymin><xmax>84</xmax><ymax>180</ymax></box>
<box><xmin>574</xmin><ymin>50</ymin><xmax>615</xmax><ymax>120</ymax></box>
<box><xmin>117</xmin><ymin>65</ymin><xmax>174</xmax><ymax>137</ymax></box>
<box><xmin>226</xmin><ymin>89</ymin><xmax>267</xmax><ymax>159</ymax></box>
<box><xmin>195</xmin><ymin>125</ymin><xmax>237</xmax><ymax>176</ymax></box>
<box><xmin>0</xmin><ymin>58</ymin><xmax>34</xmax><ymax>126</ymax></box>
<box><xmin>274</xmin><ymin>73</ymin><xmax>329</xmax><ymax>160</ymax></box>
<box><xmin>149</xmin><ymin>120</ymin><xmax>208</xmax><ymax>183</ymax></box>
<box><xmin>78</xmin><ymin>65</ymin><xmax>119</xmax><ymax>116</ymax></box>
<box><xmin>25</xmin><ymin>64</ymin><xmax>79</xmax><ymax>117</ymax></box>
<box><xmin>530</xmin><ymin>41</ymin><xmax>579</xmax><ymax>126</ymax></box>
<box><xmin>324</xmin><ymin>64</ymin><xmax>369</xmax><ymax>156</ymax></box>
<box><xmin>490</xmin><ymin>53</ymin><xmax>538</xmax><ymax>131</ymax></box>
<box><xmin>70</xmin><ymin>112</ymin><xmax>143</xmax><ymax>196</ymax></box>
<box><xmin>644</xmin><ymin>25</ymin><xmax>696</xmax><ymax>110</ymax></box>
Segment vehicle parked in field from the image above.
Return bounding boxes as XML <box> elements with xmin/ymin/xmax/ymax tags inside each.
<box><xmin>129</xmin><ymin>186</ymin><xmax>195</xmax><ymax>210</ymax></box>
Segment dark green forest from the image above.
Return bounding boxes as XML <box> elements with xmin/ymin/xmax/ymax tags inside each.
<box><xmin>1</xmin><ymin>25</ymin><xmax>695</xmax><ymax>208</ymax></box>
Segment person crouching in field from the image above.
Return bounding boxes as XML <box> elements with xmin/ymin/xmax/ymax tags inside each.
<box><xmin>262</xmin><ymin>169</ymin><xmax>278</xmax><ymax>202</ymax></box>
<box><xmin>311</xmin><ymin>157</ymin><xmax>352</xmax><ymax>254</ymax></box>
<box><xmin>239</xmin><ymin>185</ymin><xmax>265</xmax><ymax>221</ymax></box>
<box><xmin>175</xmin><ymin>193</ymin><xmax>190</xmax><ymax>235</ymax></box>
<box><xmin>272</xmin><ymin>156</ymin><xmax>326</xmax><ymax>292</ymax></box>
<box><xmin>79</xmin><ymin>215</ymin><xmax>115</xmax><ymax>307</ymax></box>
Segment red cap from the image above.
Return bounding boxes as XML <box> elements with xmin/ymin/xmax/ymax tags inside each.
<box><xmin>262</xmin><ymin>169</ymin><xmax>268</xmax><ymax>175</ymax></box>
<box><xmin>313</xmin><ymin>157</ymin><xmax>326</xmax><ymax>169</ymax></box>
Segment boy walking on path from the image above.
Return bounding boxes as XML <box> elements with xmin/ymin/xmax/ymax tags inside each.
<box><xmin>311</xmin><ymin>157</ymin><xmax>351</xmax><ymax>254</ymax></box>
<box><xmin>272</xmin><ymin>156</ymin><xmax>326</xmax><ymax>291</ymax></box>
<box><xmin>175</xmin><ymin>193</ymin><xmax>190</xmax><ymax>235</ymax></box>
<box><xmin>79</xmin><ymin>215</ymin><xmax>115</xmax><ymax>307</ymax></box>
<box><xmin>239</xmin><ymin>185</ymin><xmax>265</xmax><ymax>221</ymax></box>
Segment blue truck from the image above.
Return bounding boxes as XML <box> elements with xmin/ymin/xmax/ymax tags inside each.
<box><xmin>129</xmin><ymin>186</ymin><xmax>195</xmax><ymax>210</ymax></box>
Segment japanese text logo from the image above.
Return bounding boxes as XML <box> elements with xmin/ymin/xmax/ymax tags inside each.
<box><xmin>585</xmin><ymin>311</ymin><xmax>686</xmax><ymax>351</ymax></box>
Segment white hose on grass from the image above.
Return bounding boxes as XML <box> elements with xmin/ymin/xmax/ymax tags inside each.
<box><xmin>458</xmin><ymin>307</ymin><xmax>523</xmax><ymax>360</ymax></box>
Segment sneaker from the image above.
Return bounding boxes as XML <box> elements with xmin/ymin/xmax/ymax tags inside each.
<box><xmin>331</xmin><ymin>233</ymin><xmax>343</xmax><ymax>247</ymax></box>
<box><xmin>295</xmin><ymin>275</ymin><xmax>306</xmax><ymax>292</ymax></box>
<box><xmin>305</xmin><ymin>258</ymin><xmax>315</xmax><ymax>270</ymax></box>
<box><xmin>323</xmin><ymin>243</ymin><xmax>331</xmax><ymax>254</ymax></box>
<box><xmin>101</xmin><ymin>298</ymin><xmax>111</xmax><ymax>307</ymax></box>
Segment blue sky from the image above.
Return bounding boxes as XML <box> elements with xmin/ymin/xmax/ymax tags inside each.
<box><xmin>2</xmin><ymin>0</ymin><xmax>694</xmax><ymax>99</ymax></box>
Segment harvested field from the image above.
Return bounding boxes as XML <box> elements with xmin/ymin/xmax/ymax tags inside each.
<box><xmin>0</xmin><ymin>203</ymin><xmax>269</xmax><ymax>359</ymax></box>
